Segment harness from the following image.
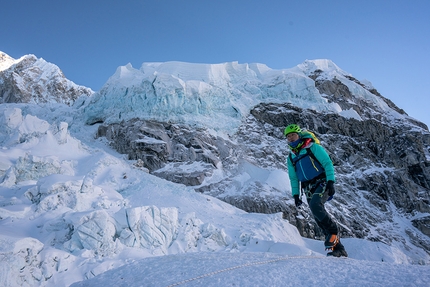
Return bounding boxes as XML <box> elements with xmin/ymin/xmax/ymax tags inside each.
<box><xmin>302</xmin><ymin>177</ymin><xmax>326</xmax><ymax>200</ymax></box>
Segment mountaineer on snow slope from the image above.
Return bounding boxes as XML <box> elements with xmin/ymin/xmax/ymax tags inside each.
<box><xmin>285</xmin><ymin>124</ymin><xmax>348</xmax><ymax>257</ymax></box>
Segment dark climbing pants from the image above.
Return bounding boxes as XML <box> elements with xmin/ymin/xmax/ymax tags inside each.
<box><xmin>305</xmin><ymin>181</ymin><xmax>338</xmax><ymax>236</ymax></box>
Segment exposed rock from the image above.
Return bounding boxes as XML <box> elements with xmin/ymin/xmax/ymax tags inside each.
<box><xmin>96</xmin><ymin>119</ymin><xmax>237</xmax><ymax>185</ymax></box>
<box><xmin>413</xmin><ymin>216</ymin><xmax>430</xmax><ymax>237</ymax></box>
<box><xmin>239</xmin><ymin>102</ymin><xmax>430</xmax><ymax>248</ymax></box>
<box><xmin>153</xmin><ymin>162</ymin><xmax>214</xmax><ymax>186</ymax></box>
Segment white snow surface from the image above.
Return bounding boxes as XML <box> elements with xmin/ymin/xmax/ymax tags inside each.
<box><xmin>0</xmin><ymin>59</ymin><xmax>429</xmax><ymax>286</ymax></box>
<box><xmin>0</xmin><ymin>52</ymin><xmax>17</xmax><ymax>72</ymax></box>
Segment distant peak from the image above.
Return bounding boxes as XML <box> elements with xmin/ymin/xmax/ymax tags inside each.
<box><xmin>297</xmin><ymin>59</ymin><xmax>350</xmax><ymax>78</ymax></box>
<box><xmin>0</xmin><ymin>51</ymin><xmax>16</xmax><ymax>72</ymax></box>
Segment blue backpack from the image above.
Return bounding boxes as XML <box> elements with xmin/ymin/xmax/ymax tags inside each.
<box><xmin>289</xmin><ymin>148</ymin><xmax>325</xmax><ymax>182</ymax></box>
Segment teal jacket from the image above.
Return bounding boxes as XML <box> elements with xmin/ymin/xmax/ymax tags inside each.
<box><xmin>286</xmin><ymin>142</ymin><xmax>335</xmax><ymax>196</ymax></box>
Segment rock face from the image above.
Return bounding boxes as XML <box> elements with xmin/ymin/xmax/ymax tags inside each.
<box><xmin>96</xmin><ymin>119</ymin><xmax>237</xmax><ymax>186</ymax></box>
<box><xmin>97</xmin><ymin>91</ymin><xmax>430</xmax><ymax>256</ymax></box>
<box><xmin>244</xmin><ymin>103</ymin><xmax>430</xmax><ymax>247</ymax></box>
<box><xmin>0</xmin><ymin>52</ymin><xmax>93</xmax><ymax>105</ymax></box>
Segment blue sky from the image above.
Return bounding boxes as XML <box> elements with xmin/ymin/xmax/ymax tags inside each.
<box><xmin>1</xmin><ymin>0</ymin><xmax>429</xmax><ymax>128</ymax></box>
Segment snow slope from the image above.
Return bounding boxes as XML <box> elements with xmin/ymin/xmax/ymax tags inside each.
<box><xmin>71</xmin><ymin>252</ymin><xmax>429</xmax><ymax>287</ymax></box>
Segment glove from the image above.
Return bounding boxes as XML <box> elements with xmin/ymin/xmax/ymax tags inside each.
<box><xmin>326</xmin><ymin>180</ymin><xmax>335</xmax><ymax>197</ymax></box>
<box><xmin>294</xmin><ymin>194</ymin><xmax>303</xmax><ymax>207</ymax></box>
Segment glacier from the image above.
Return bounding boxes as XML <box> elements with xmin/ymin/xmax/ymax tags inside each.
<box><xmin>83</xmin><ymin>59</ymin><xmax>404</xmax><ymax>132</ymax></box>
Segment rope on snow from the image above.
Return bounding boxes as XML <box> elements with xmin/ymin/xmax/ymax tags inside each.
<box><xmin>166</xmin><ymin>255</ymin><xmax>324</xmax><ymax>287</ymax></box>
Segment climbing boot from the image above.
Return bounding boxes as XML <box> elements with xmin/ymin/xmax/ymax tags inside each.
<box><xmin>324</xmin><ymin>234</ymin><xmax>339</xmax><ymax>251</ymax></box>
<box><xmin>327</xmin><ymin>241</ymin><xmax>348</xmax><ymax>257</ymax></box>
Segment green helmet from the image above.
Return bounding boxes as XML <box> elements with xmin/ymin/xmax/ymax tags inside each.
<box><xmin>284</xmin><ymin>124</ymin><xmax>301</xmax><ymax>136</ymax></box>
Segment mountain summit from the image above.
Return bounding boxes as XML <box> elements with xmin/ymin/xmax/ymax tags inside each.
<box><xmin>0</xmin><ymin>51</ymin><xmax>16</xmax><ymax>71</ymax></box>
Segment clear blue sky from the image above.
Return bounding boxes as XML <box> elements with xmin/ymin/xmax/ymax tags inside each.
<box><xmin>1</xmin><ymin>0</ymin><xmax>429</xmax><ymax>128</ymax></box>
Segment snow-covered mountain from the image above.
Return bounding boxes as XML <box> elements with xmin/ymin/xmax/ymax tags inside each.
<box><xmin>83</xmin><ymin>59</ymin><xmax>420</xmax><ymax>131</ymax></box>
<box><xmin>0</xmin><ymin>51</ymin><xmax>93</xmax><ymax>105</ymax></box>
<box><xmin>0</xmin><ymin>51</ymin><xmax>429</xmax><ymax>286</ymax></box>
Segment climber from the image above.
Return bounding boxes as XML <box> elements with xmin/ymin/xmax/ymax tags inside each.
<box><xmin>284</xmin><ymin>123</ymin><xmax>348</xmax><ymax>257</ymax></box>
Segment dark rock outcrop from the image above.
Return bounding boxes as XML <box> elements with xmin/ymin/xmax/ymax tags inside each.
<box><xmin>96</xmin><ymin>119</ymin><xmax>237</xmax><ymax>185</ymax></box>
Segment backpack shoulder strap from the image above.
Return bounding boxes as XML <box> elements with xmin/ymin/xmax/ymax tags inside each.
<box><xmin>290</xmin><ymin>148</ymin><xmax>322</xmax><ymax>168</ymax></box>
<box><xmin>306</xmin><ymin>147</ymin><xmax>318</xmax><ymax>164</ymax></box>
